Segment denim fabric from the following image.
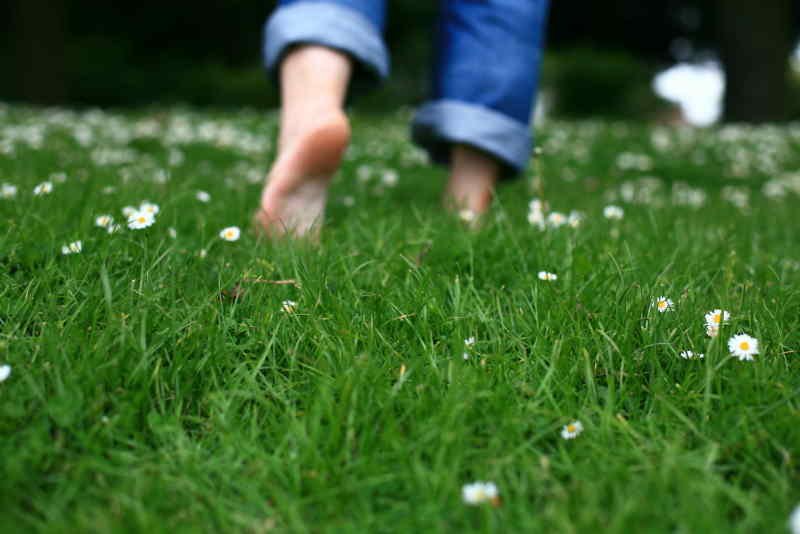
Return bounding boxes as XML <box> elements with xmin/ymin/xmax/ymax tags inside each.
<box><xmin>263</xmin><ymin>0</ymin><xmax>549</xmax><ymax>174</ymax></box>
<box><xmin>264</xmin><ymin>1</ymin><xmax>389</xmax><ymax>77</ymax></box>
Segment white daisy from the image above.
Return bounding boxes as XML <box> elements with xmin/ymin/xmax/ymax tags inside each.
<box><xmin>127</xmin><ymin>210</ymin><xmax>155</xmax><ymax>230</ymax></box>
<box><xmin>603</xmin><ymin>205</ymin><xmax>624</xmax><ymax>220</ymax></box>
<box><xmin>464</xmin><ymin>337</ymin><xmax>476</xmax><ymax>347</ymax></box>
<box><xmin>33</xmin><ymin>181</ymin><xmax>53</xmax><ymax>196</ymax></box>
<box><xmin>381</xmin><ymin>169</ymin><xmax>399</xmax><ymax>187</ymax></box>
<box><xmin>139</xmin><ymin>201</ymin><xmax>160</xmax><ymax>216</ymax></box>
<box><xmin>727</xmin><ymin>333</ymin><xmax>759</xmax><ymax>361</ymax></box>
<box><xmin>546</xmin><ymin>211</ymin><xmax>567</xmax><ymax>228</ymax></box>
<box><xmin>704</xmin><ymin>309</ymin><xmax>730</xmax><ymax>327</ymax></box>
<box><xmin>61</xmin><ymin>241</ymin><xmax>82</xmax><ymax>255</ymax></box>
<box><xmin>679</xmin><ymin>350</ymin><xmax>704</xmax><ymax>360</ymax></box>
<box><xmin>122</xmin><ymin>206</ymin><xmax>138</xmax><ymax>218</ymax></box>
<box><xmin>219</xmin><ymin>226</ymin><xmax>241</xmax><ymax>242</ymax></box>
<box><xmin>538</xmin><ymin>271</ymin><xmax>558</xmax><ymax>281</ymax></box>
<box><xmin>561</xmin><ymin>420</ymin><xmax>584</xmax><ymax>440</ymax></box>
<box><xmin>281</xmin><ymin>300</ymin><xmax>297</xmax><ymax>313</ymax></box>
<box><xmin>567</xmin><ymin>210</ymin><xmax>584</xmax><ymax>228</ymax></box>
<box><xmin>706</xmin><ymin>324</ymin><xmax>720</xmax><ymax>338</ymax></box>
<box><xmin>459</xmin><ymin>209</ymin><xmax>477</xmax><ymax>223</ymax></box>
<box><xmin>196</xmin><ymin>190</ymin><xmax>211</xmax><ymax>203</ymax></box>
<box><xmin>527</xmin><ymin>198</ymin><xmax>545</xmax><ymax>229</ymax></box>
<box><xmin>653</xmin><ymin>296</ymin><xmax>674</xmax><ymax>313</ymax></box>
<box><xmin>462</xmin><ymin>482</ymin><xmax>499</xmax><ymax>506</ymax></box>
<box><xmin>1</xmin><ymin>183</ymin><xmax>17</xmax><ymax>198</ymax></box>
<box><xmin>0</xmin><ymin>364</ymin><xmax>10</xmax><ymax>382</ymax></box>
<box><xmin>356</xmin><ymin>165</ymin><xmax>372</xmax><ymax>183</ymax></box>
<box><xmin>95</xmin><ymin>215</ymin><xmax>114</xmax><ymax>229</ymax></box>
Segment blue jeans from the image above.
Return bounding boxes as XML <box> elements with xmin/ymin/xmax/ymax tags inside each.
<box><xmin>264</xmin><ymin>0</ymin><xmax>549</xmax><ymax>175</ymax></box>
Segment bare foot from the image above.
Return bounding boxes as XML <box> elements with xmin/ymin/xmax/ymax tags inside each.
<box><xmin>443</xmin><ymin>144</ymin><xmax>500</xmax><ymax>225</ymax></box>
<box><xmin>255</xmin><ymin>111</ymin><xmax>350</xmax><ymax>239</ymax></box>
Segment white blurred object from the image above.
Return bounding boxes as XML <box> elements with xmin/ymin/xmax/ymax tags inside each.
<box><xmin>653</xmin><ymin>61</ymin><xmax>725</xmax><ymax>126</ymax></box>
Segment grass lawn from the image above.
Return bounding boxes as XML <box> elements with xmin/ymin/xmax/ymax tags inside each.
<box><xmin>1</xmin><ymin>104</ymin><xmax>799</xmax><ymax>533</ymax></box>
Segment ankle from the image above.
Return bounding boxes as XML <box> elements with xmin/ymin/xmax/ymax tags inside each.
<box><xmin>445</xmin><ymin>144</ymin><xmax>500</xmax><ymax>213</ymax></box>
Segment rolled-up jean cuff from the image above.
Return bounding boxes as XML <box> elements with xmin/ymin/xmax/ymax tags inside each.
<box><xmin>263</xmin><ymin>2</ymin><xmax>389</xmax><ymax>79</ymax></box>
<box><xmin>411</xmin><ymin>100</ymin><xmax>533</xmax><ymax>176</ymax></box>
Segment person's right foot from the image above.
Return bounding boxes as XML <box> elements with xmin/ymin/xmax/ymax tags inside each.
<box><xmin>255</xmin><ymin>111</ymin><xmax>350</xmax><ymax>239</ymax></box>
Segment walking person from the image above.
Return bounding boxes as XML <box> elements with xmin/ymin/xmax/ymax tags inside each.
<box><xmin>256</xmin><ymin>0</ymin><xmax>550</xmax><ymax>238</ymax></box>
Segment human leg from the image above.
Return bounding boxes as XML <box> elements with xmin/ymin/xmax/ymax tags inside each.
<box><xmin>413</xmin><ymin>0</ymin><xmax>550</xmax><ymax>216</ymax></box>
<box><xmin>257</xmin><ymin>1</ymin><xmax>388</xmax><ymax>238</ymax></box>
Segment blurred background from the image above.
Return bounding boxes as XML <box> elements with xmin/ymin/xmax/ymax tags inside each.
<box><xmin>1</xmin><ymin>0</ymin><xmax>799</xmax><ymax>125</ymax></box>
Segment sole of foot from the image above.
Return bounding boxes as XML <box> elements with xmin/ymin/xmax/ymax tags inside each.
<box><xmin>255</xmin><ymin>111</ymin><xmax>350</xmax><ymax>240</ymax></box>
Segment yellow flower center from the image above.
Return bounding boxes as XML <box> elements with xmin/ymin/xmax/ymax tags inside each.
<box><xmin>138</xmin><ymin>216</ymin><xmax>146</xmax><ymax>223</ymax></box>
<box><xmin>658</xmin><ymin>301</ymin><xmax>667</xmax><ymax>309</ymax></box>
<box><xmin>566</xmin><ymin>424</ymin><xmax>576</xmax><ymax>433</ymax></box>
<box><xmin>712</xmin><ymin>313</ymin><xmax>721</xmax><ymax>323</ymax></box>
<box><xmin>739</xmin><ymin>341</ymin><xmax>750</xmax><ymax>351</ymax></box>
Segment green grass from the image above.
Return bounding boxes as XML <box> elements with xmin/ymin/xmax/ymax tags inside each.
<box><xmin>1</xmin><ymin>104</ymin><xmax>799</xmax><ymax>533</ymax></box>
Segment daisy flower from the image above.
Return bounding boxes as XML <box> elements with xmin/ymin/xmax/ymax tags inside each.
<box><xmin>546</xmin><ymin>211</ymin><xmax>567</xmax><ymax>228</ymax></box>
<box><xmin>281</xmin><ymin>300</ymin><xmax>297</xmax><ymax>313</ymax></box>
<box><xmin>127</xmin><ymin>210</ymin><xmax>156</xmax><ymax>230</ymax></box>
<box><xmin>561</xmin><ymin>420</ymin><xmax>584</xmax><ymax>440</ymax></box>
<box><xmin>381</xmin><ymin>169</ymin><xmax>399</xmax><ymax>187</ymax></box>
<box><xmin>95</xmin><ymin>215</ymin><xmax>114</xmax><ymax>229</ymax></box>
<box><xmin>464</xmin><ymin>337</ymin><xmax>476</xmax><ymax>347</ymax></box>
<box><xmin>706</xmin><ymin>324</ymin><xmax>720</xmax><ymax>338</ymax></box>
<box><xmin>139</xmin><ymin>201</ymin><xmax>160</xmax><ymax>216</ymax></box>
<box><xmin>704</xmin><ymin>309</ymin><xmax>730</xmax><ymax>327</ymax></box>
<box><xmin>462</xmin><ymin>482</ymin><xmax>499</xmax><ymax>506</ymax></box>
<box><xmin>0</xmin><ymin>364</ymin><xmax>10</xmax><ymax>382</ymax></box>
<box><xmin>603</xmin><ymin>205</ymin><xmax>624</xmax><ymax>220</ymax></box>
<box><xmin>459</xmin><ymin>209</ymin><xmax>477</xmax><ymax>223</ymax></box>
<box><xmin>567</xmin><ymin>210</ymin><xmax>584</xmax><ymax>228</ymax></box>
<box><xmin>652</xmin><ymin>296</ymin><xmax>674</xmax><ymax>313</ymax></box>
<box><xmin>33</xmin><ymin>181</ymin><xmax>53</xmax><ymax>196</ymax></box>
<box><xmin>1</xmin><ymin>183</ymin><xmax>17</xmax><ymax>198</ymax></box>
<box><xmin>356</xmin><ymin>165</ymin><xmax>372</xmax><ymax>183</ymax></box>
<box><xmin>527</xmin><ymin>198</ymin><xmax>545</xmax><ymax>229</ymax></box>
<box><xmin>122</xmin><ymin>206</ymin><xmax>138</xmax><ymax>218</ymax></box>
<box><xmin>219</xmin><ymin>226</ymin><xmax>241</xmax><ymax>242</ymax></box>
<box><xmin>538</xmin><ymin>271</ymin><xmax>558</xmax><ymax>281</ymax></box>
<box><xmin>679</xmin><ymin>350</ymin><xmax>704</xmax><ymax>360</ymax></box>
<box><xmin>462</xmin><ymin>352</ymin><xmax>471</xmax><ymax>360</ymax></box>
<box><xmin>196</xmin><ymin>190</ymin><xmax>211</xmax><ymax>203</ymax></box>
<box><xmin>61</xmin><ymin>241</ymin><xmax>82</xmax><ymax>255</ymax></box>
<box><xmin>727</xmin><ymin>333</ymin><xmax>759</xmax><ymax>361</ymax></box>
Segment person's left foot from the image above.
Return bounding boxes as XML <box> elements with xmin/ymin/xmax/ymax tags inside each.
<box><xmin>443</xmin><ymin>145</ymin><xmax>500</xmax><ymax>224</ymax></box>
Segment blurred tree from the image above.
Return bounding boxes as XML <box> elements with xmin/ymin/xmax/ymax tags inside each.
<box><xmin>1</xmin><ymin>0</ymin><xmax>798</xmax><ymax>121</ymax></box>
<box><xmin>715</xmin><ymin>0</ymin><xmax>795</xmax><ymax>122</ymax></box>
<box><xmin>9</xmin><ymin>0</ymin><xmax>67</xmax><ymax>104</ymax></box>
